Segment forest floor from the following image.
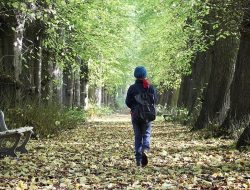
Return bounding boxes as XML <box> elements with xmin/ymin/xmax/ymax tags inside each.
<box><xmin>0</xmin><ymin>114</ymin><xmax>250</xmax><ymax>190</ymax></box>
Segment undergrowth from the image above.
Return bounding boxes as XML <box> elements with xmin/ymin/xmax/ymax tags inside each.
<box><xmin>157</xmin><ymin>105</ymin><xmax>189</xmax><ymax>124</ymax></box>
<box><xmin>5</xmin><ymin>104</ymin><xmax>86</xmax><ymax>138</ymax></box>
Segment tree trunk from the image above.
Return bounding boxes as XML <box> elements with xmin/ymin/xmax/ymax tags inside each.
<box><xmin>47</xmin><ymin>61</ymin><xmax>54</xmax><ymax>104</ymax></box>
<box><xmin>166</xmin><ymin>90</ymin><xmax>174</xmax><ymax>107</ymax></box>
<box><xmin>63</xmin><ymin>66</ymin><xmax>74</xmax><ymax>107</ymax></box>
<box><xmin>102</xmin><ymin>88</ymin><xmax>105</xmax><ymax>106</ymax></box>
<box><xmin>84</xmin><ymin>83</ymin><xmax>89</xmax><ymax>109</ymax></box>
<box><xmin>41</xmin><ymin>51</ymin><xmax>53</xmax><ymax>104</ymax></box>
<box><xmin>188</xmin><ymin>50</ymin><xmax>212</xmax><ymax>116</ymax></box>
<box><xmin>22</xmin><ymin>21</ymin><xmax>44</xmax><ymax>103</ymax></box>
<box><xmin>157</xmin><ymin>91</ymin><xmax>164</xmax><ymax>105</ymax></box>
<box><xmin>237</xmin><ymin>125</ymin><xmax>250</xmax><ymax>150</ymax></box>
<box><xmin>88</xmin><ymin>87</ymin><xmax>95</xmax><ymax>105</ymax></box>
<box><xmin>74</xmin><ymin>69</ymin><xmax>81</xmax><ymax>107</ymax></box>
<box><xmin>220</xmin><ymin>3</ymin><xmax>250</xmax><ymax>148</ymax></box>
<box><xmin>33</xmin><ymin>36</ymin><xmax>43</xmax><ymax>103</ymax></box>
<box><xmin>54</xmin><ymin>64</ymin><xmax>63</xmax><ymax>105</ymax></box>
<box><xmin>95</xmin><ymin>87</ymin><xmax>102</xmax><ymax>107</ymax></box>
<box><xmin>157</xmin><ymin>89</ymin><xmax>170</xmax><ymax>106</ymax></box>
<box><xmin>104</xmin><ymin>89</ymin><xmax>109</xmax><ymax>107</ymax></box>
<box><xmin>0</xmin><ymin>15</ymin><xmax>16</xmax><ymax>108</ymax></box>
<box><xmin>177</xmin><ymin>75</ymin><xmax>192</xmax><ymax>108</ymax></box>
<box><xmin>13</xmin><ymin>13</ymin><xmax>26</xmax><ymax>103</ymax></box>
<box><xmin>80</xmin><ymin>80</ymin><xmax>88</xmax><ymax>108</ymax></box>
<box><xmin>0</xmin><ymin>31</ymin><xmax>3</xmax><ymax>73</ymax></box>
<box><xmin>80</xmin><ymin>63</ymin><xmax>88</xmax><ymax>108</ymax></box>
<box><xmin>170</xmin><ymin>88</ymin><xmax>180</xmax><ymax>107</ymax></box>
<box><xmin>13</xmin><ymin>14</ymin><xmax>25</xmax><ymax>81</ymax></box>
<box><xmin>69</xmin><ymin>71</ymin><xmax>74</xmax><ymax>108</ymax></box>
<box><xmin>193</xmin><ymin>35</ymin><xmax>239</xmax><ymax>130</ymax></box>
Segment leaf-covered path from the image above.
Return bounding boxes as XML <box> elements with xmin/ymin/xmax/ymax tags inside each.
<box><xmin>1</xmin><ymin>114</ymin><xmax>250</xmax><ymax>189</ymax></box>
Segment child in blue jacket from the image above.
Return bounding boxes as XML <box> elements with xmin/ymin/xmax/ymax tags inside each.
<box><xmin>125</xmin><ymin>66</ymin><xmax>156</xmax><ymax>167</ymax></box>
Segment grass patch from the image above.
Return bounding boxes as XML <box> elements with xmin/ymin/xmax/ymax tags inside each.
<box><xmin>86</xmin><ymin>104</ymin><xmax>113</xmax><ymax>118</ymax></box>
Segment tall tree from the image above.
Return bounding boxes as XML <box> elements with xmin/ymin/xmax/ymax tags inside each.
<box><xmin>192</xmin><ymin>0</ymin><xmax>241</xmax><ymax>130</ymax></box>
<box><xmin>187</xmin><ymin>50</ymin><xmax>212</xmax><ymax>116</ymax></box>
<box><xmin>0</xmin><ymin>6</ymin><xmax>17</xmax><ymax>108</ymax></box>
<box><xmin>219</xmin><ymin>1</ymin><xmax>250</xmax><ymax>149</ymax></box>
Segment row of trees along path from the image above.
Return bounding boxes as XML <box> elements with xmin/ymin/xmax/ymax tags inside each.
<box><xmin>1</xmin><ymin>1</ymin><xmax>250</xmax><ymax>148</ymax></box>
<box><xmin>0</xmin><ymin>114</ymin><xmax>250</xmax><ymax>189</ymax></box>
<box><xmin>1</xmin><ymin>1</ymin><xmax>250</xmax><ymax>189</ymax></box>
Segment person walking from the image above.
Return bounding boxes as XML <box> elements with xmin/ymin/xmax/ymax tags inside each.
<box><xmin>125</xmin><ymin>66</ymin><xmax>156</xmax><ymax>167</ymax></box>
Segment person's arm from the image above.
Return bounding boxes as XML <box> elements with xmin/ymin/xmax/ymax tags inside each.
<box><xmin>125</xmin><ymin>86</ymin><xmax>133</xmax><ymax>108</ymax></box>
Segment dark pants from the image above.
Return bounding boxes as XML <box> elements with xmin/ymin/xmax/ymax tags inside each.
<box><xmin>132</xmin><ymin>119</ymin><xmax>152</xmax><ymax>165</ymax></box>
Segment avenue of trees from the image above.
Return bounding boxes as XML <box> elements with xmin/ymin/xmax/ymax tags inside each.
<box><xmin>0</xmin><ymin>0</ymin><xmax>250</xmax><ymax>148</ymax></box>
<box><xmin>0</xmin><ymin>0</ymin><xmax>133</xmax><ymax>110</ymax></box>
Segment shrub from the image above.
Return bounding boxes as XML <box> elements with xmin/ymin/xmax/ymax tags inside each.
<box><xmin>5</xmin><ymin>104</ymin><xmax>86</xmax><ymax>138</ymax></box>
<box><xmin>159</xmin><ymin>105</ymin><xmax>189</xmax><ymax>124</ymax></box>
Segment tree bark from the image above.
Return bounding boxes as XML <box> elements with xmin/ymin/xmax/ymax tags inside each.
<box><xmin>170</xmin><ymin>88</ymin><xmax>180</xmax><ymax>107</ymax></box>
<box><xmin>95</xmin><ymin>87</ymin><xmax>102</xmax><ymax>107</ymax></box>
<box><xmin>193</xmin><ymin>35</ymin><xmax>239</xmax><ymax>130</ymax></box>
<box><xmin>41</xmin><ymin>50</ymin><xmax>53</xmax><ymax>104</ymax></box>
<box><xmin>63</xmin><ymin>65</ymin><xmax>74</xmax><ymax>107</ymax></box>
<box><xmin>80</xmin><ymin>63</ymin><xmax>88</xmax><ymax>108</ymax></box>
<box><xmin>220</xmin><ymin>3</ymin><xmax>250</xmax><ymax>148</ymax></box>
<box><xmin>0</xmin><ymin>14</ymin><xmax>16</xmax><ymax>108</ymax></box>
<box><xmin>13</xmin><ymin>13</ymin><xmax>26</xmax><ymax>103</ymax></box>
<box><xmin>188</xmin><ymin>50</ymin><xmax>212</xmax><ymax>116</ymax></box>
<box><xmin>157</xmin><ymin>89</ymin><xmax>171</xmax><ymax>106</ymax></box>
<box><xmin>166</xmin><ymin>90</ymin><xmax>174</xmax><ymax>107</ymax></box>
<box><xmin>237</xmin><ymin>125</ymin><xmax>250</xmax><ymax>150</ymax></box>
<box><xmin>13</xmin><ymin>13</ymin><xmax>25</xmax><ymax>81</ymax></box>
<box><xmin>35</xmin><ymin>45</ymin><xmax>42</xmax><ymax>102</ymax></box>
<box><xmin>54</xmin><ymin>64</ymin><xmax>63</xmax><ymax>105</ymax></box>
<box><xmin>177</xmin><ymin>75</ymin><xmax>192</xmax><ymax>108</ymax></box>
<box><xmin>22</xmin><ymin>20</ymin><xmax>44</xmax><ymax>103</ymax></box>
<box><xmin>74</xmin><ymin>69</ymin><xmax>81</xmax><ymax>107</ymax></box>
<box><xmin>84</xmin><ymin>83</ymin><xmax>89</xmax><ymax>109</ymax></box>
<box><xmin>189</xmin><ymin>0</ymin><xmax>243</xmax><ymax>130</ymax></box>
<box><xmin>80</xmin><ymin>80</ymin><xmax>88</xmax><ymax>108</ymax></box>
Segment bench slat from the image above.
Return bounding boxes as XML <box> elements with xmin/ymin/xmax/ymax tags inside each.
<box><xmin>0</xmin><ymin>127</ymin><xmax>33</xmax><ymax>136</ymax></box>
<box><xmin>0</xmin><ymin>131</ymin><xmax>21</xmax><ymax>138</ymax></box>
<box><xmin>9</xmin><ymin>126</ymin><xmax>33</xmax><ymax>133</ymax></box>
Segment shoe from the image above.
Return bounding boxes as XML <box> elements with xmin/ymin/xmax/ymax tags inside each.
<box><xmin>141</xmin><ymin>152</ymin><xmax>148</xmax><ymax>167</ymax></box>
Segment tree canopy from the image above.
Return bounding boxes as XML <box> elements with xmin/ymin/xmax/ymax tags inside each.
<box><xmin>1</xmin><ymin>0</ymin><xmax>214</xmax><ymax>92</ymax></box>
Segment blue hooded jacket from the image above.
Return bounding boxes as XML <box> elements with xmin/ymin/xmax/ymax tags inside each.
<box><xmin>125</xmin><ymin>79</ymin><xmax>156</xmax><ymax>113</ymax></box>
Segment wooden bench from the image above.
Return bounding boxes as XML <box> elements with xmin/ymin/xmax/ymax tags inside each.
<box><xmin>0</xmin><ymin>110</ymin><xmax>33</xmax><ymax>158</ymax></box>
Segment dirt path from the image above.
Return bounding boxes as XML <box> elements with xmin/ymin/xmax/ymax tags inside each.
<box><xmin>87</xmin><ymin>113</ymin><xmax>131</xmax><ymax>123</ymax></box>
<box><xmin>0</xmin><ymin>114</ymin><xmax>249</xmax><ymax>189</ymax></box>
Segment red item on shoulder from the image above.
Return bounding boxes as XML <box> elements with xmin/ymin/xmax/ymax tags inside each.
<box><xmin>142</xmin><ymin>79</ymin><xmax>149</xmax><ymax>89</ymax></box>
